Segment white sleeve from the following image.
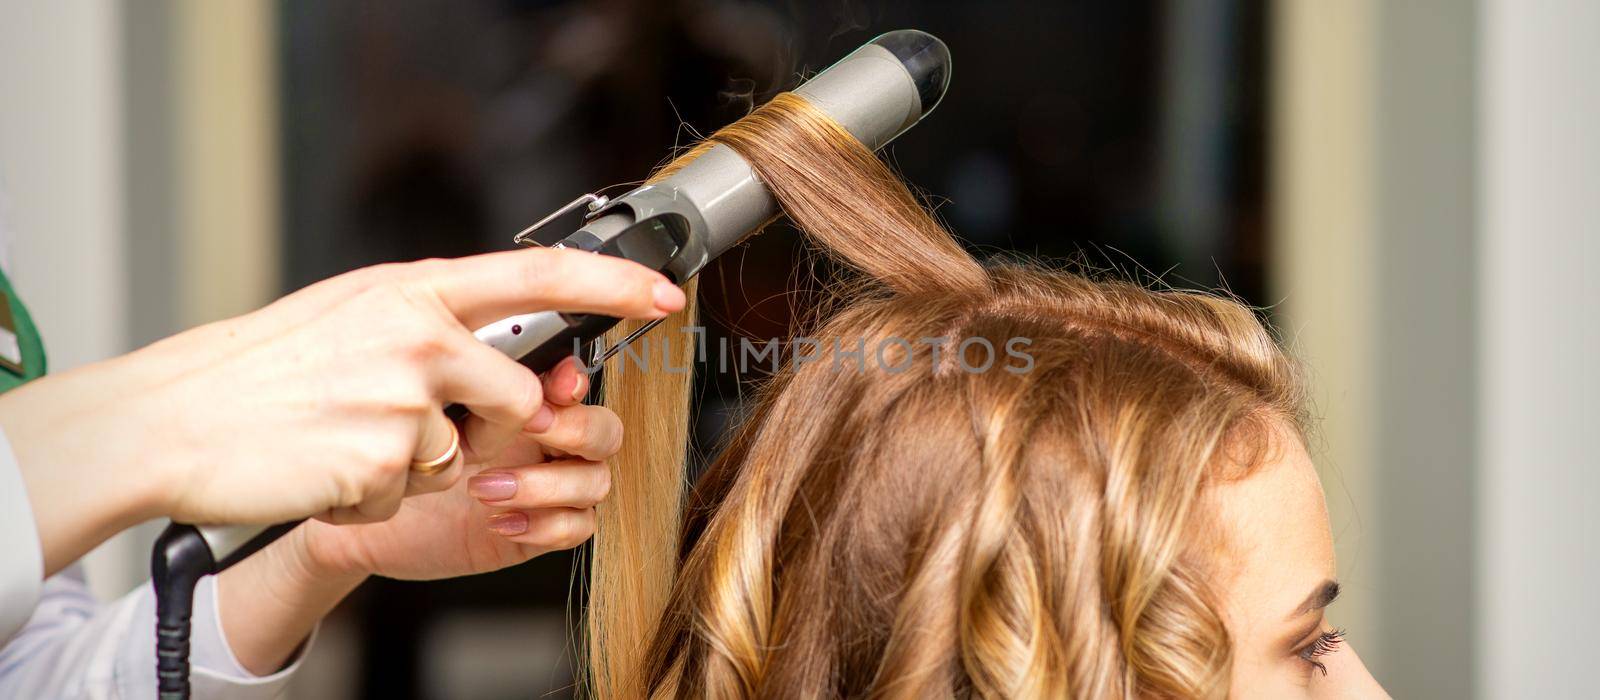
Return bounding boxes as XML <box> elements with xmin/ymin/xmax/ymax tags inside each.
<box><xmin>0</xmin><ymin>566</ymin><xmax>314</xmax><ymax>700</ymax></box>
<box><xmin>0</xmin><ymin>419</ymin><xmax>313</xmax><ymax>699</ymax></box>
<box><xmin>0</xmin><ymin>426</ymin><xmax>43</xmax><ymax>642</ymax></box>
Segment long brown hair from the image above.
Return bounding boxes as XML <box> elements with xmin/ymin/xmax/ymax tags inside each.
<box><xmin>590</xmin><ymin>93</ymin><xmax>1307</xmax><ymax>698</ymax></box>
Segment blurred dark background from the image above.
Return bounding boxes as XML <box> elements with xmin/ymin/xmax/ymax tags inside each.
<box><xmin>278</xmin><ymin>1</ymin><xmax>1265</xmax><ymax>696</ymax></box>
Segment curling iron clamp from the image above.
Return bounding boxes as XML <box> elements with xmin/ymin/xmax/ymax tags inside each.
<box><xmin>148</xmin><ymin>29</ymin><xmax>951</xmax><ymax>698</ymax></box>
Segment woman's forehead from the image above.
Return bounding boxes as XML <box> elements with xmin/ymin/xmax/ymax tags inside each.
<box><xmin>1210</xmin><ymin>433</ymin><xmax>1336</xmax><ymax>616</ymax></box>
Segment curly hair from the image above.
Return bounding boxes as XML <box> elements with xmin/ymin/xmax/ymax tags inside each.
<box><xmin>588</xmin><ymin>93</ymin><xmax>1307</xmax><ymax>699</ymax></box>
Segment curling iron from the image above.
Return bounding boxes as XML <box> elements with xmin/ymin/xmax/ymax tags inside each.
<box><xmin>149</xmin><ymin>29</ymin><xmax>950</xmax><ymax>698</ymax></box>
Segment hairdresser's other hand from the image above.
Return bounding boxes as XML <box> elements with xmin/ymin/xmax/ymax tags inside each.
<box><xmin>216</xmin><ymin>356</ymin><xmax>621</xmax><ymax>676</ymax></box>
<box><xmin>0</xmin><ymin>249</ymin><xmax>684</xmax><ymax>575</ymax></box>
<box><xmin>212</xmin><ymin>357</ymin><xmax>611</xmax><ymax>674</ymax></box>
<box><xmin>291</xmin><ymin>356</ymin><xmax>616</xmax><ymax>581</ymax></box>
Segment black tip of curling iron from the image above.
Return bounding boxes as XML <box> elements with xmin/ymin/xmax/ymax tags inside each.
<box><xmin>870</xmin><ymin>29</ymin><xmax>952</xmax><ymax>117</ymax></box>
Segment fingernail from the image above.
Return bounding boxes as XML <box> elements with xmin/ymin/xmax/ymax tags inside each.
<box><xmin>526</xmin><ymin>405</ymin><xmax>555</xmax><ymax>433</ymax></box>
<box><xmin>564</xmin><ymin>370</ymin><xmax>585</xmax><ymax>402</ymax></box>
<box><xmin>468</xmin><ymin>472</ymin><xmax>517</xmax><ymax>501</ymax></box>
<box><xmin>487</xmin><ymin>512</ymin><xmax>529</xmax><ymax>536</ymax></box>
<box><xmin>653</xmin><ymin>280</ymin><xmax>685</xmax><ymax>313</ymax></box>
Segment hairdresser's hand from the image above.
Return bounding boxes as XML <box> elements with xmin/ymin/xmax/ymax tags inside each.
<box><xmin>0</xmin><ymin>248</ymin><xmax>684</xmax><ymax>576</ymax></box>
<box><xmin>289</xmin><ymin>356</ymin><xmax>617</xmax><ymax>582</ymax></box>
<box><xmin>214</xmin><ymin>356</ymin><xmax>622</xmax><ymax>676</ymax></box>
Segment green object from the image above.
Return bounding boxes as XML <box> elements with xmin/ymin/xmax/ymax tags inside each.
<box><xmin>0</xmin><ymin>267</ymin><xmax>47</xmax><ymax>393</ymax></box>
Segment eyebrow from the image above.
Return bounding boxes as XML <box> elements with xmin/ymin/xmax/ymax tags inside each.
<box><xmin>1291</xmin><ymin>580</ymin><xmax>1341</xmax><ymax>618</ymax></box>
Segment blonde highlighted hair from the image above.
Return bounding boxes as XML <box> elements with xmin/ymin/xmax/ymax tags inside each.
<box><xmin>589</xmin><ymin>93</ymin><xmax>1306</xmax><ymax>698</ymax></box>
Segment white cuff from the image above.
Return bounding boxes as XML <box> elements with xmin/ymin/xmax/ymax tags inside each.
<box><xmin>114</xmin><ymin>575</ymin><xmax>314</xmax><ymax>699</ymax></box>
<box><xmin>191</xmin><ymin>572</ymin><xmax>315</xmax><ymax>697</ymax></box>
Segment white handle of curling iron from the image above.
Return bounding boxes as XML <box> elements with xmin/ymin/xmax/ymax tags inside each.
<box><xmin>468</xmin><ymin>309</ymin><xmax>571</xmax><ymax>360</ymax></box>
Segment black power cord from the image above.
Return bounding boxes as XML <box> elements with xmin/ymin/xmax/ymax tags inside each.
<box><xmin>151</xmin><ymin>525</ymin><xmax>213</xmax><ymax>700</ymax></box>
<box><xmin>151</xmin><ymin>521</ymin><xmax>299</xmax><ymax>700</ymax></box>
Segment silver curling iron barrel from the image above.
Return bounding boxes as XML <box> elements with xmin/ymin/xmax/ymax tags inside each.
<box><xmin>470</xmin><ymin>28</ymin><xmax>951</xmax><ymax>373</ymax></box>
<box><xmin>149</xmin><ymin>29</ymin><xmax>950</xmax><ymax>699</ymax></box>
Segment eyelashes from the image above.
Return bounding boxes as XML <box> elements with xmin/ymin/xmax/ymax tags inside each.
<box><xmin>1298</xmin><ymin>628</ymin><xmax>1346</xmax><ymax>676</ymax></box>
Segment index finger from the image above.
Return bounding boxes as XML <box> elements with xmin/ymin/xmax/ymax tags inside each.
<box><xmin>423</xmin><ymin>248</ymin><xmax>686</xmax><ymax>329</ymax></box>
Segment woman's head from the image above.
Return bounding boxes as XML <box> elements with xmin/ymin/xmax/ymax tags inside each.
<box><xmin>591</xmin><ymin>94</ymin><xmax>1385</xmax><ymax>698</ymax></box>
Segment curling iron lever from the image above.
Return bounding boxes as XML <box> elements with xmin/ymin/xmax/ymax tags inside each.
<box><xmin>512</xmin><ymin>192</ymin><xmax>610</xmax><ymax>246</ymax></box>
<box><xmin>150</xmin><ymin>29</ymin><xmax>951</xmax><ymax>699</ymax></box>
